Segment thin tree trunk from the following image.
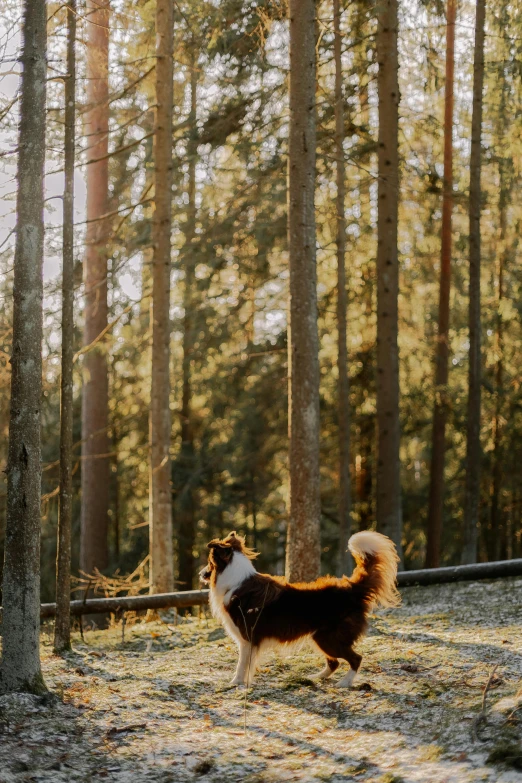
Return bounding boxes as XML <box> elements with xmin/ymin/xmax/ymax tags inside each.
<box><xmin>251</xmin><ymin>469</ymin><xmax>258</xmax><ymax>551</ymax></box>
<box><xmin>81</xmin><ymin>0</ymin><xmax>110</xmax><ymax>577</ymax></box>
<box><xmin>112</xmin><ymin>419</ymin><xmax>120</xmax><ymax>559</ymax></box>
<box><xmin>54</xmin><ymin>0</ymin><xmax>76</xmax><ymax>653</ymax></box>
<box><xmin>490</xmin><ymin>261</ymin><xmax>503</xmax><ymax>562</ymax></box>
<box><xmin>425</xmin><ymin>0</ymin><xmax>456</xmax><ymax>568</ymax></box>
<box><xmin>491</xmin><ymin>159</ymin><xmax>509</xmax><ymax>561</ymax></box>
<box><xmin>286</xmin><ymin>0</ymin><xmax>321</xmax><ymax>582</ymax></box>
<box><xmin>0</xmin><ymin>0</ymin><xmax>47</xmax><ymax>694</ymax></box>
<box><xmin>375</xmin><ymin>0</ymin><xmax>403</xmax><ymax>563</ymax></box>
<box><xmin>461</xmin><ymin>0</ymin><xmax>486</xmax><ymax>565</ymax></box>
<box><xmin>356</xmin><ymin>26</ymin><xmax>374</xmax><ymax>534</ymax></box>
<box><xmin>178</xmin><ymin>54</ymin><xmax>198</xmax><ymax>592</ymax></box>
<box><xmin>490</xmin><ymin>15</ymin><xmax>510</xmax><ymax>561</ymax></box>
<box><xmin>333</xmin><ymin>0</ymin><xmax>351</xmax><ymax>576</ymax></box>
<box><xmin>149</xmin><ymin>0</ymin><xmax>174</xmax><ymax>594</ymax></box>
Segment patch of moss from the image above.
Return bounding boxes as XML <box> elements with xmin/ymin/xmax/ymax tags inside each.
<box><xmin>281</xmin><ymin>676</ymin><xmax>317</xmax><ymax>690</ymax></box>
<box><xmin>420</xmin><ymin>744</ymin><xmax>442</xmax><ymax>762</ymax></box>
<box><xmin>379</xmin><ymin>774</ymin><xmax>405</xmax><ymax>783</ymax></box>
<box><xmin>193</xmin><ymin>757</ymin><xmax>215</xmax><ymax>775</ymax></box>
<box><xmin>486</xmin><ymin>740</ymin><xmax>522</xmax><ymax>771</ymax></box>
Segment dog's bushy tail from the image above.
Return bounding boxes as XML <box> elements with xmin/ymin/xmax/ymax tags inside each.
<box><xmin>348</xmin><ymin>531</ymin><xmax>400</xmax><ymax>610</ymax></box>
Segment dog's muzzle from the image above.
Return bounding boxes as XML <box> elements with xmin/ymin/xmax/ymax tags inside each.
<box><xmin>199</xmin><ymin>566</ymin><xmax>212</xmax><ymax>585</ymax></box>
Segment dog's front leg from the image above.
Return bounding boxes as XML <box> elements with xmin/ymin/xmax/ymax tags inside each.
<box><xmin>230</xmin><ymin>640</ymin><xmax>251</xmax><ymax>686</ymax></box>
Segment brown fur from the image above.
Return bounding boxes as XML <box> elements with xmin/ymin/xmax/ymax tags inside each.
<box><xmin>200</xmin><ymin>530</ymin><xmax>400</xmax><ymax>684</ymax></box>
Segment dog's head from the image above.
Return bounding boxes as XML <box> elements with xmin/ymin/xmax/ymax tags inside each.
<box><xmin>199</xmin><ymin>531</ymin><xmax>257</xmax><ymax>587</ymax></box>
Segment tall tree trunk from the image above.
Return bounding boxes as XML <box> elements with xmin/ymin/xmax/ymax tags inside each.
<box><xmin>491</xmin><ymin>159</ymin><xmax>510</xmax><ymax>560</ymax></box>
<box><xmin>375</xmin><ymin>0</ymin><xmax>403</xmax><ymax>563</ymax></box>
<box><xmin>333</xmin><ymin>0</ymin><xmax>352</xmax><ymax>576</ymax></box>
<box><xmin>81</xmin><ymin>0</ymin><xmax>110</xmax><ymax>577</ymax></box>
<box><xmin>54</xmin><ymin>0</ymin><xmax>76</xmax><ymax>653</ymax></box>
<box><xmin>178</xmin><ymin>54</ymin><xmax>198</xmax><ymax>592</ymax></box>
<box><xmin>112</xmin><ymin>418</ymin><xmax>120</xmax><ymax>559</ymax></box>
<box><xmin>149</xmin><ymin>0</ymin><xmax>174</xmax><ymax>594</ymax></box>
<box><xmin>461</xmin><ymin>0</ymin><xmax>486</xmax><ymax>565</ymax></box>
<box><xmin>490</xmin><ymin>251</ymin><xmax>503</xmax><ymax>562</ymax></box>
<box><xmin>425</xmin><ymin>0</ymin><xmax>456</xmax><ymax>568</ymax></box>
<box><xmin>355</xmin><ymin>19</ymin><xmax>374</xmax><ymax>534</ymax></box>
<box><xmin>285</xmin><ymin>0</ymin><xmax>321</xmax><ymax>582</ymax></box>
<box><xmin>0</xmin><ymin>0</ymin><xmax>47</xmax><ymax>694</ymax></box>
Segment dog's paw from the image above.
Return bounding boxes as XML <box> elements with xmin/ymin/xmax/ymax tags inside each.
<box><xmin>310</xmin><ymin>668</ymin><xmax>332</xmax><ymax>682</ymax></box>
<box><xmin>229</xmin><ymin>677</ymin><xmax>246</xmax><ymax>687</ymax></box>
<box><xmin>335</xmin><ymin>671</ymin><xmax>357</xmax><ymax>688</ymax></box>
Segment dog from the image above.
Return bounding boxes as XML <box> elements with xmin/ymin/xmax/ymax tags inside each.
<box><xmin>199</xmin><ymin>529</ymin><xmax>400</xmax><ymax>687</ymax></box>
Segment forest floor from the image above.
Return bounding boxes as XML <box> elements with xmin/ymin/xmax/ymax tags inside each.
<box><xmin>1</xmin><ymin>578</ymin><xmax>522</xmax><ymax>783</ymax></box>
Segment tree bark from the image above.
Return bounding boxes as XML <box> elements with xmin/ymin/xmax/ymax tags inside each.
<box><xmin>375</xmin><ymin>0</ymin><xmax>403</xmax><ymax>563</ymax></box>
<box><xmin>81</xmin><ymin>0</ymin><xmax>110</xmax><ymax>577</ymax></box>
<box><xmin>333</xmin><ymin>0</ymin><xmax>352</xmax><ymax>576</ymax></box>
<box><xmin>355</xmin><ymin>20</ymin><xmax>374</xmax><ymax>534</ymax></box>
<box><xmin>425</xmin><ymin>0</ymin><xmax>456</xmax><ymax>569</ymax></box>
<box><xmin>178</xmin><ymin>53</ymin><xmax>198</xmax><ymax>592</ymax></box>
<box><xmin>490</xmin><ymin>162</ymin><xmax>510</xmax><ymax>561</ymax></box>
<box><xmin>461</xmin><ymin>0</ymin><xmax>486</xmax><ymax>565</ymax></box>
<box><xmin>490</xmin><ymin>242</ymin><xmax>504</xmax><ymax>562</ymax></box>
<box><xmin>149</xmin><ymin>0</ymin><xmax>174</xmax><ymax>594</ymax></box>
<box><xmin>54</xmin><ymin>0</ymin><xmax>76</xmax><ymax>653</ymax></box>
<box><xmin>0</xmin><ymin>0</ymin><xmax>47</xmax><ymax>694</ymax></box>
<box><xmin>285</xmin><ymin>0</ymin><xmax>321</xmax><ymax>582</ymax></box>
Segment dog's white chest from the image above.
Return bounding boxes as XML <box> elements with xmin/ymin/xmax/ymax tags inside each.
<box><xmin>209</xmin><ymin>553</ymin><xmax>256</xmax><ymax>646</ymax></box>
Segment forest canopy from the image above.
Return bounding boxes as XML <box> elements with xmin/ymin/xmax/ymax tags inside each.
<box><xmin>0</xmin><ymin>0</ymin><xmax>521</xmax><ymax>610</ymax></box>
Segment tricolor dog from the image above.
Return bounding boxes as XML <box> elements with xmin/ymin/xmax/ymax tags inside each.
<box><xmin>200</xmin><ymin>530</ymin><xmax>400</xmax><ymax>686</ymax></box>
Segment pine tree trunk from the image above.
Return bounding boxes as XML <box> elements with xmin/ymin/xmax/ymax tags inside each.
<box><xmin>356</xmin><ymin>25</ymin><xmax>374</xmax><ymax>534</ymax></box>
<box><xmin>333</xmin><ymin>0</ymin><xmax>352</xmax><ymax>576</ymax></box>
<box><xmin>0</xmin><ymin>0</ymin><xmax>47</xmax><ymax>694</ymax></box>
<box><xmin>425</xmin><ymin>0</ymin><xmax>456</xmax><ymax>569</ymax></box>
<box><xmin>285</xmin><ymin>0</ymin><xmax>321</xmax><ymax>582</ymax></box>
<box><xmin>149</xmin><ymin>0</ymin><xmax>174</xmax><ymax>594</ymax></box>
<box><xmin>54</xmin><ymin>0</ymin><xmax>76</xmax><ymax>653</ymax></box>
<box><xmin>491</xmin><ymin>160</ymin><xmax>508</xmax><ymax>561</ymax></box>
<box><xmin>81</xmin><ymin>0</ymin><xmax>110</xmax><ymax>577</ymax></box>
<box><xmin>375</xmin><ymin>0</ymin><xmax>403</xmax><ymax>563</ymax></box>
<box><xmin>461</xmin><ymin>0</ymin><xmax>486</xmax><ymax>565</ymax></box>
<box><xmin>178</xmin><ymin>55</ymin><xmax>198</xmax><ymax>592</ymax></box>
<box><xmin>112</xmin><ymin>416</ymin><xmax>120</xmax><ymax>559</ymax></box>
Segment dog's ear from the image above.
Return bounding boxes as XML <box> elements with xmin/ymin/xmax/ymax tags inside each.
<box><xmin>207</xmin><ymin>540</ymin><xmax>233</xmax><ymax>560</ymax></box>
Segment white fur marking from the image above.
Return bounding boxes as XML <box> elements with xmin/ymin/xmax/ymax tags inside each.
<box><xmin>215</xmin><ymin>552</ymin><xmax>256</xmax><ymax>606</ymax></box>
<box><xmin>347</xmin><ymin>530</ymin><xmax>400</xmax><ymax>608</ymax></box>
<box><xmin>311</xmin><ymin>663</ymin><xmax>335</xmax><ymax>681</ymax></box>
<box><xmin>349</xmin><ymin>530</ymin><xmax>389</xmax><ymax>556</ymax></box>
<box><xmin>336</xmin><ymin>668</ymin><xmax>357</xmax><ymax>688</ymax></box>
<box><xmin>209</xmin><ymin>552</ymin><xmax>258</xmax><ymax>681</ymax></box>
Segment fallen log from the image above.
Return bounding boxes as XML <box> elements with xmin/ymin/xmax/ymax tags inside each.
<box><xmin>1</xmin><ymin>559</ymin><xmax>521</xmax><ymax>623</ymax></box>
<box><xmin>19</xmin><ymin>589</ymin><xmax>208</xmax><ymax>621</ymax></box>
<box><xmin>397</xmin><ymin>558</ymin><xmax>522</xmax><ymax>587</ymax></box>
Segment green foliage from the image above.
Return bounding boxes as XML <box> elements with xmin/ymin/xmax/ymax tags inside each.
<box><xmin>1</xmin><ymin>0</ymin><xmax>522</xmax><ymax>602</ymax></box>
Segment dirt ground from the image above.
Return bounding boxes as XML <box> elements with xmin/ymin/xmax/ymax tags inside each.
<box><xmin>1</xmin><ymin>577</ymin><xmax>522</xmax><ymax>783</ymax></box>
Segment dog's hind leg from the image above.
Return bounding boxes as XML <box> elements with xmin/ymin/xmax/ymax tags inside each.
<box><xmin>336</xmin><ymin>649</ymin><xmax>362</xmax><ymax>688</ymax></box>
<box><xmin>313</xmin><ymin>630</ymin><xmax>362</xmax><ymax>688</ymax></box>
<box><xmin>311</xmin><ymin>656</ymin><xmax>339</xmax><ymax>681</ymax></box>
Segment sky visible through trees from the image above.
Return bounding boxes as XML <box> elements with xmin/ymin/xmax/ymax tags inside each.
<box><xmin>0</xmin><ymin>0</ymin><xmax>521</xmax><ymax>619</ymax></box>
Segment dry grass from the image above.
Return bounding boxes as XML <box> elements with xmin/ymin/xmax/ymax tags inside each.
<box><xmin>1</xmin><ymin>577</ymin><xmax>522</xmax><ymax>782</ymax></box>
